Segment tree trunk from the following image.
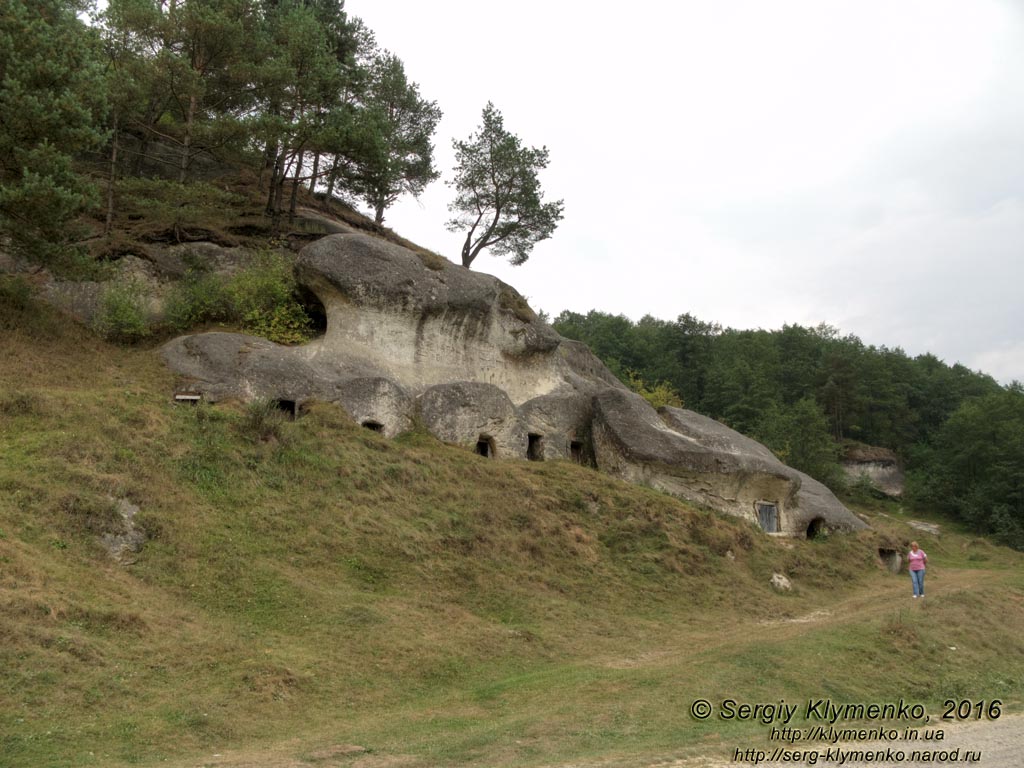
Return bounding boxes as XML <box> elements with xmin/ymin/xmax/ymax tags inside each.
<box><xmin>104</xmin><ymin>112</ymin><xmax>120</xmax><ymax>236</ymax></box>
<box><xmin>132</xmin><ymin>97</ymin><xmax>164</xmax><ymax>175</ymax></box>
<box><xmin>269</xmin><ymin>151</ymin><xmax>289</xmax><ymax>234</ymax></box>
<box><xmin>288</xmin><ymin>150</ymin><xmax>304</xmax><ymax>224</ymax></box>
<box><xmin>178</xmin><ymin>92</ymin><xmax>197</xmax><ymax>184</ymax></box>
<box><xmin>374</xmin><ymin>200</ymin><xmax>385</xmax><ymax>226</ymax></box>
<box><xmin>326</xmin><ymin>158</ymin><xmax>338</xmax><ymax>199</ymax></box>
<box><xmin>260</xmin><ymin>140</ymin><xmax>277</xmax><ymax>193</ymax></box>
<box><xmin>309</xmin><ymin>152</ymin><xmax>320</xmax><ymax>194</ymax></box>
<box><xmin>265</xmin><ymin>148</ymin><xmax>279</xmax><ymax>215</ymax></box>
<box><xmin>461</xmin><ymin>231</ymin><xmax>475</xmax><ymax>268</ymax></box>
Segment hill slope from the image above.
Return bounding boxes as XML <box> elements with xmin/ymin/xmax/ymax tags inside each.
<box><xmin>1</xmin><ymin>286</ymin><xmax>1023</xmax><ymax>768</ymax></box>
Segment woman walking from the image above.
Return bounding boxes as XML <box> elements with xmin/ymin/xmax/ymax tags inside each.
<box><xmin>908</xmin><ymin>541</ymin><xmax>928</xmax><ymax>598</ymax></box>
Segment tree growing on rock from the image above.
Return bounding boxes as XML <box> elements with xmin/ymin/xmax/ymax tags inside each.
<box><xmin>446</xmin><ymin>102</ymin><xmax>563</xmax><ymax>269</ymax></box>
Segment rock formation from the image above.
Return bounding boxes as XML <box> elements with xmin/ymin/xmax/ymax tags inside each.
<box><xmin>841</xmin><ymin>444</ymin><xmax>904</xmax><ymax>497</ymax></box>
<box><xmin>162</xmin><ymin>232</ymin><xmax>867</xmax><ymax>537</ymax></box>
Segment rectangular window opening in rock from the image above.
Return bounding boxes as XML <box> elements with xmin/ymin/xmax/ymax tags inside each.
<box><xmin>878</xmin><ymin>548</ymin><xmax>902</xmax><ymax>573</ymax></box>
<box><xmin>476</xmin><ymin>436</ymin><xmax>495</xmax><ymax>458</ymax></box>
<box><xmin>570</xmin><ymin>441</ymin><xmax>583</xmax><ymax>463</ymax></box>
<box><xmin>756</xmin><ymin>501</ymin><xmax>779</xmax><ymax>533</ymax></box>
<box><xmin>527</xmin><ymin>433</ymin><xmax>544</xmax><ymax>461</ymax></box>
<box><xmin>274</xmin><ymin>399</ymin><xmax>297</xmax><ymax>420</ymax></box>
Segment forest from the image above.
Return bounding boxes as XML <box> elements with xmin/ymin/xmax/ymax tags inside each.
<box><xmin>553</xmin><ymin>311</ymin><xmax>1024</xmax><ymax>548</ymax></box>
<box><xmin>1</xmin><ymin>0</ymin><xmax>445</xmax><ymax>262</ymax></box>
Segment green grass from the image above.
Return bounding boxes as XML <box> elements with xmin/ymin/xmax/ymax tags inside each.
<box><xmin>1</xmin><ymin>291</ymin><xmax>1023</xmax><ymax>767</ymax></box>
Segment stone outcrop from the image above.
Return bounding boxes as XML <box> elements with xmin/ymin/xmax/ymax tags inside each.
<box><xmin>841</xmin><ymin>444</ymin><xmax>904</xmax><ymax>497</ymax></box>
<box><xmin>161</xmin><ymin>232</ymin><xmax>866</xmax><ymax>537</ymax></box>
<box><xmin>590</xmin><ymin>392</ymin><xmax>864</xmax><ymax>536</ymax></box>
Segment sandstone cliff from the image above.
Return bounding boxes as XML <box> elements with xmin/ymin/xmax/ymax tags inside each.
<box><xmin>162</xmin><ymin>233</ymin><xmax>866</xmax><ymax>537</ymax></box>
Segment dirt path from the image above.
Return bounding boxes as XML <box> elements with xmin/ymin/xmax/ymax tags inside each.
<box><xmin>597</xmin><ymin>565</ymin><xmax>988</xmax><ymax>671</ymax></box>
<box><xmin>172</xmin><ymin>714</ymin><xmax>1024</xmax><ymax>768</ymax></box>
<box><xmin>640</xmin><ymin>714</ymin><xmax>1024</xmax><ymax>767</ymax></box>
<box><xmin>558</xmin><ymin>567</ymin><xmax>1018</xmax><ymax>768</ymax></box>
<box><xmin>169</xmin><ymin>569</ymin><xmax>1016</xmax><ymax>768</ymax></box>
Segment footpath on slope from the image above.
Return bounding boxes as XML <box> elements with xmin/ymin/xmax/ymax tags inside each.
<box><xmin>635</xmin><ymin>714</ymin><xmax>1024</xmax><ymax>768</ymax></box>
<box><xmin>162</xmin><ymin>567</ymin><xmax>1018</xmax><ymax>768</ymax></box>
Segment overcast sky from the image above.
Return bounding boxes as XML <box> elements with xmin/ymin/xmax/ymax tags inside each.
<box><xmin>348</xmin><ymin>0</ymin><xmax>1024</xmax><ymax>384</ymax></box>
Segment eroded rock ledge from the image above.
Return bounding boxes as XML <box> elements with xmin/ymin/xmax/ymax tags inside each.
<box><xmin>162</xmin><ymin>233</ymin><xmax>866</xmax><ymax>537</ymax></box>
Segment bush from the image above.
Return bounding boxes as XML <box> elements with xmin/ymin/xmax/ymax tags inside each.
<box><xmin>242</xmin><ymin>302</ymin><xmax>314</xmax><ymax>345</ymax></box>
<box><xmin>229</xmin><ymin>253</ymin><xmax>312</xmax><ymax>344</ymax></box>
<box><xmin>0</xmin><ymin>275</ymin><xmax>32</xmax><ymax>311</ymax></box>
<box><xmin>164</xmin><ymin>270</ymin><xmax>232</xmax><ymax>330</ymax></box>
<box><xmin>163</xmin><ymin>251</ymin><xmax>313</xmax><ymax>344</ymax></box>
<box><xmin>627</xmin><ymin>370</ymin><xmax>683</xmax><ymax>409</ymax></box>
<box><xmin>94</xmin><ymin>280</ymin><xmax>150</xmax><ymax>343</ymax></box>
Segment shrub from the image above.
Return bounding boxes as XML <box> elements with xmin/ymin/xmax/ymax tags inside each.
<box><xmin>228</xmin><ymin>252</ymin><xmax>312</xmax><ymax>344</ymax></box>
<box><xmin>242</xmin><ymin>302</ymin><xmax>314</xmax><ymax>345</ymax></box>
<box><xmin>164</xmin><ymin>270</ymin><xmax>232</xmax><ymax>330</ymax></box>
<box><xmin>162</xmin><ymin>251</ymin><xmax>313</xmax><ymax>344</ymax></box>
<box><xmin>0</xmin><ymin>275</ymin><xmax>32</xmax><ymax>311</ymax></box>
<box><xmin>229</xmin><ymin>252</ymin><xmax>295</xmax><ymax>316</ymax></box>
<box><xmin>94</xmin><ymin>280</ymin><xmax>150</xmax><ymax>343</ymax></box>
<box><xmin>627</xmin><ymin>370</ymin><xmax>684</xmax><ymax>409</ymax></box>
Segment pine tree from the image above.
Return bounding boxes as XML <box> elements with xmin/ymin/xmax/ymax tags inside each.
<box><xmin>447</xmin><ymin>103</ymin><xmax>563</xmax><ymax>269</ymax></box>
<box><xmin>0</xmin><ymin>0</ymin><xmax>107</xmax><ymax>261</ymax></box>
<box><xmin>348</xmin><ymin>52</ymin><xmax>441</xmax><ymax>225</ymax></box>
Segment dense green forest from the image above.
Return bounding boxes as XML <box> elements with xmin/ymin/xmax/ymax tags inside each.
<box><xmin>553</xmin><ymin>311</ymin><xmax>1024</xmax><ymax>548</ymax></box>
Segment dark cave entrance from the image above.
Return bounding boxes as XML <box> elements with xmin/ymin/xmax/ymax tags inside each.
<box><xmin>361</xmin><ymin>420</ymin><xmax>384</xmax><ymax>434</ymax></box>
<box><xmin>527</xmin><ymin>433</ymin><xmax>544</xmax><ymax>461</ymax></box>
<box><xmin>806</xmin><ymin>517</ymin><xmax>826</xmax><ymax>540</ymax></box>
<box><xmin>476</xmin><ymin>435</ymin><xmax>496</xmax><ymax>458</ymax></box>
<box><xmin>878</xmin><ymin>548</ymin><xmax>902</xmax><ymax>573</ymax></box>
<box><xmin>274</xmin><ymin>399</ymin><xmax>298</xmax><ymax>420</ymax></box>
<box><xmin>296</xmin><ymin>285</ymin><xmax>328</xmax><ymax>337</ymax></box>
<box><xmin>570</xmin><ymin>441</ymin><xmax>584</xmax><ymax>463</ymax></box>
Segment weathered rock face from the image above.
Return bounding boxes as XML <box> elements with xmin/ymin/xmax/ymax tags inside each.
<box><xmin>841</xmin><ymin>444</ymin><xmax>904</xmax><ymax>497</ymax></box>
<box><xmin>161</xmin><ymin>232</ymin><xmax>866</xmax><ymax>537</ymax></box>
<box><xmin>297</xmin><ymin>234</ymin><xmax>565</xmax><ymax>404</ymax></box>
<box><xmin>590</xmin><ymin>393</ymin><xmax>865</xmax><ymax>535</ymax></box>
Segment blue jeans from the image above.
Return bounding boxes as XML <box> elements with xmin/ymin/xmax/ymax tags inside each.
<box><xmin>910</xmin><ymin>569</ymin><xmax>925</xmax><ymax>596</ymax></box>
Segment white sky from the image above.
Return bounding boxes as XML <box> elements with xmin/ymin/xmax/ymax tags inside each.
<box><xmin>349</xmin><ymin>0</ymin><xmax>1024</xmax><ymax>384</ymax></box>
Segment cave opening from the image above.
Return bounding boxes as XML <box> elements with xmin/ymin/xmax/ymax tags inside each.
<box><xmin>274</xmin><ymin>399</ymin><xmax>298</xmax><ymax>420</ymax></box>
<box><xmin>476</xmin><ymin>436</ymin><xmax>495</xmax><ymax>458</ymax></box>
<box><xmin>806</xmin><ymin>517</ymin><xmax>826</xmax><ymax>540</ymax></box>
<box><xmin>527</xmin><ymin>433</ymin><xmax>544</xmax><ymax>461</ymax></box>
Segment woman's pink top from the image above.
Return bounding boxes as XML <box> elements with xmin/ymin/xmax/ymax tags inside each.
<box><xmin>908</xmin><ymin>549</ymin><xmax>927</xmax><ymax>571</ymax></box>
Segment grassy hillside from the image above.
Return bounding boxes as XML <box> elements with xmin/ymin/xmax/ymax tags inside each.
<box><xmin>1</xmin><ymin>282</ymin><xmax>1023</xmax><ymax>768</ymax></box>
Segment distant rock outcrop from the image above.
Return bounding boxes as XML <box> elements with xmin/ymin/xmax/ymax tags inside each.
<box><xmin>162</xmin><ymin>232</ymin><xmax>866</xmax><ymax>537</ymax></box>
<box><xmin>841</xmin><ymin>444</ymin><xmax>904</xmax><ymax>497</ymax></box>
